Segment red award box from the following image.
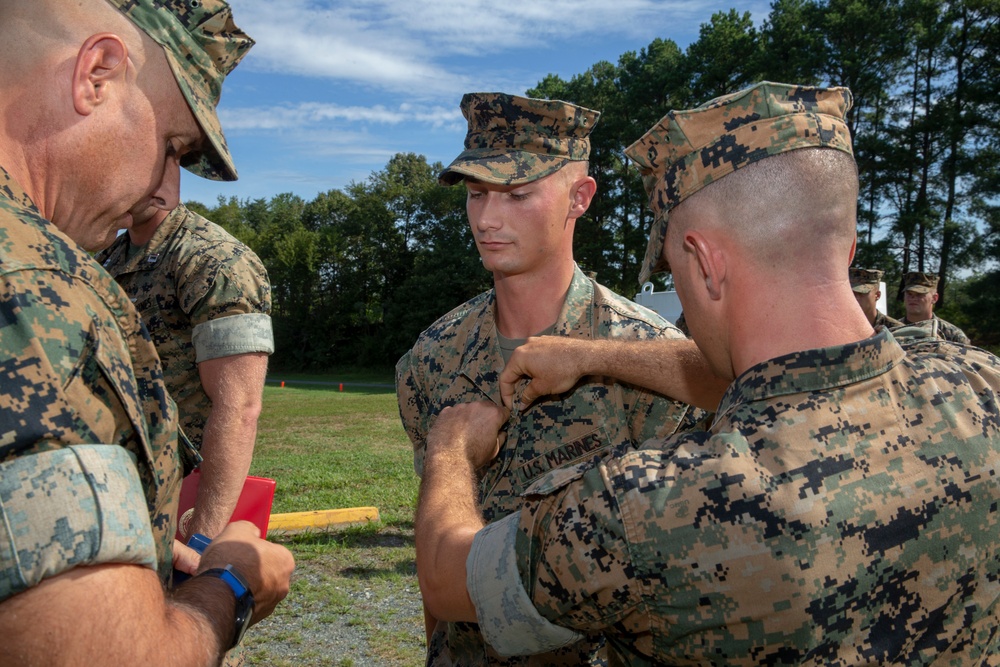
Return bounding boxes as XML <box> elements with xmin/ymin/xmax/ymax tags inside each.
<box><xmin>175</xmin><ymin>470</ymin><xmax>276</xmax><ymax>540</ymax></box>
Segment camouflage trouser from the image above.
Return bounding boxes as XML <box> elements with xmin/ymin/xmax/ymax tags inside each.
<box><xmin>425</xmin><ymin>619</ymin><xmax>608</xmax><ymax>667</ymax></box>
<box><xmin>223</xmin><ymin>646</ymin><xmax>245</xmax><ymax>667</ymax></box>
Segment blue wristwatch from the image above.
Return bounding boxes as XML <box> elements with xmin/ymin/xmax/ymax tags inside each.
<box><xmin>198</xmin><ymin>565</ymin><xmax>255</xmax><ymax>650</ymax></box>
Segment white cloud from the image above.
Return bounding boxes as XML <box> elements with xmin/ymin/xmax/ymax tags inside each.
<box><xmin>231</xmin><ymin>0</ymin><xmax>768</xmax><ymax>95</ymax></box>
<box><xmin>193</xmin><ymin>0</ymin><xmax>774</xmax><ymax>204</ymax></box>
<box><xmin>219</xmin><ymin>102</ymin><xmax>465</xmax><ymax>132</ymax></box>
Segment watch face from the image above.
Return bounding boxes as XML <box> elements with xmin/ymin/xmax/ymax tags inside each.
<box><xmin>233</xmin><ymin>592</ymin><xmax>254</xmax><ymax>647</ymax></box>
<box><xmin>206</xmin><ymin>565</ymin><xmax>256</xmax><ymax>650</ymax></box>
<box><xmin>224</xmin><ymin>566</ymin><xmax>255</xmax><ymax>648</ymax></box>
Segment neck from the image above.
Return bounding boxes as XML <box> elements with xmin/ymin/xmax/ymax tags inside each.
<box><xmin>0</xmin><ymin>130</ymin><xmax>39</xmax><ymax>207</ymax></box>
<box><xmin>128</xmin><ymin>208</ymin><xmax>171</xmax><ymax>246</ymax></box>
<box><xmin>728</xmin><ymin>275</ymin><xmax>874</xmax><ymax>377</ymax></box>
<box><xmin>492</xmin><ymin>259</ymin><xmax>575</xmax><ymax>338</ymax></box>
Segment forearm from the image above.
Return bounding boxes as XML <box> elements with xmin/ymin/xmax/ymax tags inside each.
<box><xmin>564</xmin><ymin>339</ymin><xmax>729</xmax><ymax>410</ymax></box>
<box><xmin>190</xmin><ymin>352</ymin><xmax>267</xmax><ymax>538</ymax></box>
<box><xmin>415</xmin><ymin>445</ymin><xmax>483</xmax><ymax>623</ymax></box>
<box><xmin>622</xmin><ymin>339</ymin><xmax>729</xmax><ymax>411</ymax></box>
<box><xmin>188</xmin><ymin>408</ymin><xmax>258</xmax><ymax>538</ymax></box>
<box><xmin>0</xmin><ymin>564</ymin><xmax>234</xmax><ymax>667</ymax></box>
<box><xmin>423</xmin><ymin>604</ymin><xmax>438</xmax><ymax>644</ymax></box>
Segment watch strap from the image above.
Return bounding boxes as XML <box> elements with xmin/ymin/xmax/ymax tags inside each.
<box><xmin>198</xmin><ymin>565</ymin><xmax>255</xmax><ymax>650</ymax></box>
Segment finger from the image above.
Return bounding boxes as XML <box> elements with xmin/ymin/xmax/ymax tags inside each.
<box><xmin>499</xmin><ymin>365</ymin><xmax>523</xmax><ymax>409</ymax></box>
<box><xmin>495</xmin><ymin>429</ymin><xmax>506</xmax><ymax>459</ymax></box>
<box><xmin>515</xmin><ymin>379</ymin><xmax>539</xmax><ymax>411</ymax></box>
<box><xmin>172</xmin><ymin>540</ymin><xmax>201</xmax><ymax>575</ymax></box>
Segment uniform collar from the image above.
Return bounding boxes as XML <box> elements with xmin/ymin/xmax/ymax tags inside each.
<box><xmin>101</xmin><ymin>206</ymin><xmax>189</xmax><ymax>273</ymax></box>
<box><xmin>0</xmin><ymin>164</ymin><xmax>39</xmax><ymax>213</ymax></box>
<box><xmin>716</xmin><ymin>327</ymin><xmax>905</xmax><ymax>420</ymax></box>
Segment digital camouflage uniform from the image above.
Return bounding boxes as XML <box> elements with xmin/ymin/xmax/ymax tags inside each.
<box><xmin>465</xmin><ymin>82</ymin><xmax>1000</xmax><ymax>663</ymax></box>
<box><xmin>0</xmin><ymin>165</ymin><xmax>184</xmax><ymax>599</ymax></box>
<box><xmin>902</xmin><ymin>315</ymin><xmax>970</xmax><ymax>345</ymax></box>
<box><xmin>873</xmin><ymin>310</ymin><xmax>903</xmax><ymax>329</ymax></box>
<box><xmin>399</xmin><ymin>93</ymin><xmax>692</xmax><ymax>666</ymax></box>
<box><xmin>469</xmin><ymin>327</ymin><xmax>1000</xmax><ymax>664</ymax></box>
<box><xmin>398</xmin><ymin>265</ymin><xmax>691</xmax><ymax>666</ymax></box>
<box><xmin>96</xmin><ymin>204</ymin><xmax>274</xmax><ymax>448</ymax></box>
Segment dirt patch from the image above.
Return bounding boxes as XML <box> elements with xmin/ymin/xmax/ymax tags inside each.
<box><xmin>244</xmin><ymin>526</ymin><xmax>425</xmax><ymax>666</ymax></box>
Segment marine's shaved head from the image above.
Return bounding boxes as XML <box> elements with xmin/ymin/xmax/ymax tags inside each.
<box><xmin>671</xmin><ymin>148</ymin><xmax>859</xmax><ymax>278</ymax></box>
<box><xmin>0</xmin><ymin>0</ymin><xmax>153</xmax><ymax>72</ymax></box>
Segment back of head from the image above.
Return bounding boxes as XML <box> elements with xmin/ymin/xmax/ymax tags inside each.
<box><xmin>679</xmin><ymin>147</ymin><xmax>859</xmax><ymax>277</ymax></box>
<box><xmin>626</xmin><ymin>81</ymin><xmax>857</xmax><ymax>285</ymax></box>
<box><xmin>0</xmin><ymin>0</ymin><xmax>148</xmax><ymax>70</ymax></box>
<box><xmin>438</xmin><ymin>93</ymin><xmax>599</xmax><ymax>187</ymax></box>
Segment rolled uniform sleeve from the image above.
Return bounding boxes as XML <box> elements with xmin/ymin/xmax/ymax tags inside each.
<box><xmin>467</xmin><ymin>462</ymin><xmax>642</xmax><ymax>656</ymax></box>
<box><xmin>192</xmin><ymin>312</ymin><xmax>273</xmax><ymax>362</ymax></box>
<box><xmin>0</xmin><ymin>445</ymin><xmax>158</xmax><ymax>601</ymax></box>
<box><xmin>468</xmin><ymin>514</ymin><xmax>584</xmax><ymax>655</ymax></box>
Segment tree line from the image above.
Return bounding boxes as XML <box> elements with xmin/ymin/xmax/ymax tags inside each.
<box><xmin>189</xmin><ymin>0</ymin><xmax>1000</xmax><ymax>370</ymax></box>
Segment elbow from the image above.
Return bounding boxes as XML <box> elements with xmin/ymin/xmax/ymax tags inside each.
<box><xmin>418</xmin><ymin>567</ymin><xmax>473</xmax><ymax>623</ymax></box>
<box><xmin>416</xmin><ymin>543</ymin><xmax>454</xmax><ymax>620</ymax></box>
<box><xmin>415</xmin><ymin>528</ymin><xmax>479</xmax><ymax>623</ymax></box>
<box><xmin>417</xmin><ymin>569</ymin><xmax>449</xmax><ymax>620</ymax></box>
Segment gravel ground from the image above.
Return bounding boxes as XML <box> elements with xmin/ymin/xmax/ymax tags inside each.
<box><xmin>244</xmin><ymin>526</ymin><xmax>426</xmax><ymax>666</ymax></box>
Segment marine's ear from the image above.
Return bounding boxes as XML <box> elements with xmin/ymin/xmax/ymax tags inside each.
<box><xmin>684</xmin><ymin>229</ymin><xmax>726</xmax><ymax>301</ymax></box>
<box><xmin>568</xmin><ymin>176</ymin><xmax>597</xmax><ymax>219</ymax></box>
<box><xmin>72</xmin><ymin>33</ymin><xmax>129</xmax><ymax>115</ymax></box>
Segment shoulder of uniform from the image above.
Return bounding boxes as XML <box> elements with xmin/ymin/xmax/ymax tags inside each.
<box><xmin>408</xmin><ymin>291</ymin><xmax>491</xmax><ymax>350</ymax></box>
<box><xmin>167</xmin><ymin>219</ymin><xmax>265</xmax><ymax>281</ymax></box>
<box><xmin>591</xmin><ymin>281</ymin><xmax>684</xmax><ymax>337</ymax></box>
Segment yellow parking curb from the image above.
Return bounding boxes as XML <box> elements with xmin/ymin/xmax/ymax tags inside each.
<box><xmin>267</xmin><ymin>507</ymin><xmax>380</xmax><ymax>533</ymax></box>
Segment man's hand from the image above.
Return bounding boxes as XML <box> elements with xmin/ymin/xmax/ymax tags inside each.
<box><xmin>197</xmin><ymin>520</ymin><xmax>295</xmax><ymax>624</ymax></box>
<box><xmin>172</xmin><ymin>539</ymin><xmax>202</xmax><ymax>577</ymax></box>
<box><xmin>499</xmin><ymin>337</ymin><xmax>594</xmax><ymax>411</ymax></box>
<box><xmin>426</xmin><ymin>401</ymin><xmax>509</xmax><ymax>470</ymax></box>
<box><xmin>417</xmin><ymin>401</ymin><xmax>507</xmax><ymax>624</ymax></box>
<box><xmin>502</xmin><ymin>336</ymin><xmax>728</xmax><ymax>412</ymax></box>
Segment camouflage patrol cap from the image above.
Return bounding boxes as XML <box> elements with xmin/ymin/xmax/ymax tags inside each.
<box><xmin>438</xmin><ymin>93</ymin><xmax>600</xmax><ymax>186</ymax></box>
<box><xmin>104</xmin><ymin>0</ymin><xmax>254</xmax><ymax>181</ymax></box>
<box><xmin>628</xmin><ymin>81</ymin><xmax>854</xmax><ymax>285</ymax></box>
<box><xmin>849</xmin><ymin>268</ymin><xmax>883</xmax><ymax>294</ymax></box>
<box><xmin>902</xmin><ymin>272</ymin><xmax>939</xmax><ymax>294</ymax></box>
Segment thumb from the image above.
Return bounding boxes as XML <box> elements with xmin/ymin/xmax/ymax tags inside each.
<box><xmin>514</xmin><ymin>379</ymin><xmax>537</xmax><ymax>412</ymax></box>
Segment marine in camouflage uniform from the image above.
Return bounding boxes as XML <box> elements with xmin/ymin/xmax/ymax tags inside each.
<box><xmin>422</xmin><ymin>82</ymin><xmax>1000</xmax><ymax>663</ymax></box>
<box><xmin>398</xmin><ymin>93</ymin><xmax>691</xmax><ymax>667</ymax></box>
<box><xmin>0</xmin><ymin>164</ymin><xmax>184</xmax><ymax>597</ymax></box>
<box><xmin>900</xmin><ymin>272</ymin><xmax>971</xmax><ymax>345</ymax></box>
<box><xmin>849</xmin><ymin>267</ymin><xmax>902</xmax><ymax>329</ymax></box>
<box><xmin>96</xmin><ymin>203</ymin><xmax>273</xmax><ymax>462</ymax></box>
<box><xmin>0</xmin><ymin>2</ymin><xmax>291</xmax><ymax>663</ymax></box>
<box><xmin>96</xmin><ymin>203</ymin><xmax>271</xmax><ymax>667</ymax></box>
<box><xmin>472</xmin><ymin>326</ymin><xmax>1000</xmax><ymax>664</ymax></box>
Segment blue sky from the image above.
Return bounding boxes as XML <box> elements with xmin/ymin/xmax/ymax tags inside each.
<box><xmin>181</xmin><ymin>0</ymin><xmax>771</xmax><ymax>208</ymax></box>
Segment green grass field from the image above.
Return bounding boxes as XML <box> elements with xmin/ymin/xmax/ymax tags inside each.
<box><xmin>244</xmin><ymin>375</ymin><xmax>425</xmax><ymax>666</ymax></box>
